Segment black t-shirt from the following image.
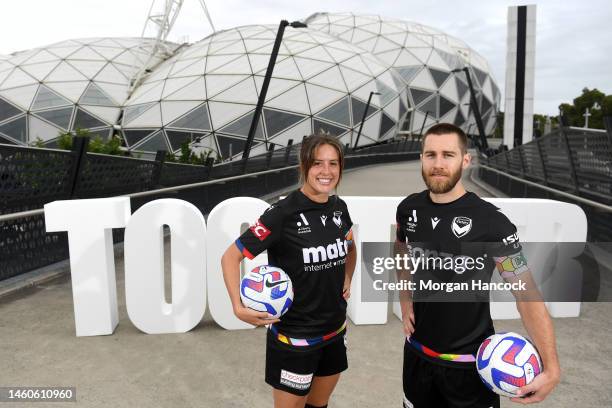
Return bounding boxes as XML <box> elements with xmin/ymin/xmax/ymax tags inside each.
<box><xmin>236</xmin><ymin>189</ymin><xmax>353</xmax><ymax>339</ymax></box>
<box><xmin>396</xmin><ymin>190</ymin><xmax>522</xmax><ymax>366</ymax></box>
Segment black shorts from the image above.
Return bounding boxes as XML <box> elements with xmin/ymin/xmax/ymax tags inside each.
<box><xmin>403</xmin><ymin>342</ymin><xmax>500</xmax><ymax>408</ymax></box>
<box><xmin>265</xmin><ymin>329</ymin><xmax>348</xmax><ymax>396</ymax></box>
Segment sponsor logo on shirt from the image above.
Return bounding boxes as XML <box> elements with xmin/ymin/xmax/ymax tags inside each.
<box><xmin>280</xmin><ymin>369</ymin><xmax>313</xmax><ymax>390</ymax></box>
<box><xmin>451</xmin><ymin>216</ymin><xmax>472</xmax><ymax>238</ymax></box>
<box><xmin>502</xmin><ymin>232</ymin><xmax>519</xmax><ymax>246</ymax></box>
<box><xmin>302</xmin><ymin>239</ymin><xmax>348</xmax><ymax>264</ymax></box>
<box><xmin>249</xmin><ymin>219</ymin><xmax>271</xmax><ymax>241</ymax></box>
<box><xmin>297</xmin><ymin>213</ymin><xmax>311</xmax><ymax>234</ymax></box>
<box><xmin>405</xmin><ymin>209</ymin><xmax>418</xmax><ymax>232</ymax></box>
<box><xmin>431</xmin><ymin>217</ymin><xmax>440</xmax><ymax>230</ymax></box>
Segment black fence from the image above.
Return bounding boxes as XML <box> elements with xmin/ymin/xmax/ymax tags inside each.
<box><xmin>480</xmin><ymin>125</ymin><xmax>612</xmax><ymax>241</ymax></box>
<box><xmin>0</xmin><ymin>138</ymin><xmax>421</xmax><ymax>281</ymax></box>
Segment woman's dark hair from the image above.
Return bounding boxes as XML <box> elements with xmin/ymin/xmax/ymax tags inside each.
<box><xmin>299</xmin><ymin>133</ymin><xmax>345</xmax><ymax>185</ymax></box>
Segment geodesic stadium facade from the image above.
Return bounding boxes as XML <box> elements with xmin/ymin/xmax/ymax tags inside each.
<box><xmin>0</xmin><ymin>12</ymin><xmax>500</xmax><ymax>160</ymax></box>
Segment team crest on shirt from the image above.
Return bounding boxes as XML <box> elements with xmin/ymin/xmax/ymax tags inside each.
<box><xmin>451</xmin><ymin>216</ymin><xmax>472</xmax><ymax>238</ymax></box>
<box><xmin>333</xmin><ymin>211</ymin><xmax>343</xmax><ymax>228</ymax></box>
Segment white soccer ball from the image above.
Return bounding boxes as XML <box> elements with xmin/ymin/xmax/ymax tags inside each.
<box><xmin>240</xmin><ymin>265</ymin><xmax>293</xmax><ymax>318</ymax></box>
<box><xmin>476</xmin><ymin>332</ymin><xmax>542</xmax><ymax>397</ymax></box>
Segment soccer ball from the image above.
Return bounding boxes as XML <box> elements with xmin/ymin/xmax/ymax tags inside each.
<box><xmin>240</xmin><ymin>265</ymin><xmax>293</xmax><ymax>318</ymax></box>
<box><xmin>476</xmin><ymin>332</ymin><xmax>542</xmax><ymax>397</ymax></box>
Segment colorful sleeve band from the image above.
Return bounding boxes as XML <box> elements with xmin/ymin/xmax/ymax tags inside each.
<box><xmin>234</xmin><ymin>239</ymin><xmax>254</xmax><ymax>260</ymax></box>
<box><xmin>494</xmin><ymin>251</ymin><xmax>529</xmax><ymax>278</ymax></box>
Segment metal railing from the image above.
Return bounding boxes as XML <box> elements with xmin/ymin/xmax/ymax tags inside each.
<box><xmin>480</xmin><ymin>122</ymin><xmax>612</xmax><ymax>241</ymax></box>
<box><xmin>0</xmin><ymin>138</ymin><xmax>421</xmax><ymax>280</ymax></box>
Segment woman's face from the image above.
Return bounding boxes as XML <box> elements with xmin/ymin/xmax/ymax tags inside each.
<box><xmin>303</xmin><ymin>144</ymin><xmax>341</xmax><ymax>198</ymax></box>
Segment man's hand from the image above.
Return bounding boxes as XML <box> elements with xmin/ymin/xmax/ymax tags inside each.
<box><xmin>510</xmin><ymin>369</ymin><xmax>560</xmax><ymax>404</ymax></box>
<box><xmin>402</xmin><ymin>304</ymin><xmax>415</xmax><ymax>337</ymax></box>
<box><xmin>234</xmin><ymin>305</ymin><xmax>280</xmax><ymax>326</ymax></box>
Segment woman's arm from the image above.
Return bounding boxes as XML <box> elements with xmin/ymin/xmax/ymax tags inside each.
<box><xmin>221</xmin><ymin>243</ymin><xmax>280</xmax><ymax>326</ymax></box>
<box><xmin>343</xmin><ymin>242</ymin><xmax>357</xmax><ymax>299</ymax></box>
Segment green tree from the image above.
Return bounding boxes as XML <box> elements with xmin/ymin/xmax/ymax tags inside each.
<box><xmin>559</xmin><ymin>88</ymin><xmax>607</xmax><ymax>129</ymax></box>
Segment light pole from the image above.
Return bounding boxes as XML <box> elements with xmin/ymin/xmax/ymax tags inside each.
<box><xmin>353</xmin><ymin>91</ymin><xmax>380</xmax><ymax>149</ymax></box>
<box><xmin>452</xmin><ymin>67</ymin><xmax>488</xmax><ymax>150</ymax></box>
<box><xmin>418</xmin><ymin>111</ymin><xmax>430</xmax><ymax>141</ymax></box>
<box><xmin>242</xmin><ymin>20</ymin><xmax>307</xmax><ymax>161</ymax></box>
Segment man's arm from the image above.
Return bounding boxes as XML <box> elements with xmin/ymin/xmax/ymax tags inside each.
<box><xmin>495</xmin><ymin>255</ymin><xmax>561</xmax><ymax>404</ymax></box>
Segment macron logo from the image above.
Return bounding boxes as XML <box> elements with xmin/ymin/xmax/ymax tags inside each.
<box><xmin>302</xmin><ymin>239</ymin><xmax>348</xmax><ymax>264</ymax></box>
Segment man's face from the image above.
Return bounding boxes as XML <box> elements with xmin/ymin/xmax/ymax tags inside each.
<box><xmin>421</xmin><ymin>132</ymin><xmax>470</xmax><ymax>194</ymax></box>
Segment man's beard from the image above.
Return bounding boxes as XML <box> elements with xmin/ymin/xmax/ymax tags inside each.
<box><xmin>422</xmin><ymin>166</ymin><xmax>462</xmax><ymax>194</ymax></box>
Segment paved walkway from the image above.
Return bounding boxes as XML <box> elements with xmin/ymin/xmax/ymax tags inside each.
<box><xmin>1</xmin><ymin>159</ymin><xmax>610</xmax><ymax>407</ymax></box>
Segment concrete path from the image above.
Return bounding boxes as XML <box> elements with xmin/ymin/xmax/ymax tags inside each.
<box><xmin>1</xmin><ymin>159</ymin><xmax>610</xmax><ymax>407</ymax></box>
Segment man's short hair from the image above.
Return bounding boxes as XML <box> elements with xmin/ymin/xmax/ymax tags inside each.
<box><xmin>422</xmin><ymin>123</ymin><xmax>468</xmax><ymax>153</ymax></box>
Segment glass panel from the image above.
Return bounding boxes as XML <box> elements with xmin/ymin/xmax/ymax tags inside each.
<box><xmin>123</xmin><ymin>129</ymin><xmax>154</xmax><ymax>147</ymax></box>
<box><xmin>0</xmin><ymin>134</ymin><xmax>17</xmax><ymax>145</ymax></box>
<box><xmin>397</xmin><ymin>66</ymin><xmax>422</xmax><ymax>84</ymax></box>
<box><xmin>317</xmin><ymin>97</ymin><xmax>350</xmax><ymax>127</ymax></box>
<box><xmin>439</xmin><ymin>95</ymin><xmax>456</xmax><ymax>118</ymax></box>
<box><xmin>481</xmin><ymin>96</ymin><xmax>493</xmax><ymax>116</ymax></box>
<box><xmin>419</xmin><ymin>96</ymin><xmax>438</xmax><ymax>119</ymax></box>
<box><xmin>351</xmin><ymin>97</ymin><xmax>375</xmax><ymax>126</ymax></box>
<box><xmin>471</xmin><ymin>67</ymin><xmax>488</xmax><ymax>88</ymax></box>
<box><xmin>0</xmin><ymin>115</ymin><xmax>27</xmax><ymax>142</ymax></box>
<box><xmin>263</xmin><ymin>108</ymin><xmax>305</xmax><ymax>138</ymax></box>
<box><xmin>456</xmin><ymin>79</ymin><xmax>469</xmax><ymax>100</ymax></box>
<box><xmin>79</xmin><ymin>83</ymin><xmax>116</xmax><ymax>106</ymax></box>
<box><xmin>169</xmin><ymin>104</ymin><xmax>211</xmax><ymax>131</ymax></box>
<box><xmin>401</xmin><ymin>111</ymin><xmax>412</xmax><ymax>131</ymax></box>
<box><xmin>399</xmin><ymin>97</ymin><xmax>407</xmax><ymax>120</ymax></box>
<box><xmin>31</xmin><ymin>85</ymin><xmax>71</xmax><ymax>110</ymax></box>
<box><xmin>379</xmin><ymin>112</ymin><xmax>396</xmax><ymax>137</ymax></box>
<box><xmin>219</xmin><ymin>112</ymin><xmax>264</xmax><ymax>139</ymax></box>
<box><xmin>216</xmin><ymin>135</ymin><xmax>246</xmax><ymax>159</ymax></box>
<box><xmin>35</xmin><ymin>106</ymin><xmax>73</xmax><ymax>129</ymax></box>
<box><xmin>134</xmin><ymin>131</ymin><xmax>168</xmax><ymax>152</ymax></box>
<box><xmin>123</xmin><ymin>103</ymin><xmax>155</xmax><ymax>124</ymax></box>
<box><xmin>0</xmin><ymin>97</ymin><xmax>23</xmax><ymax>122</ymax></box>
<box><xmin>409</xmin><ymin>88</ymin><xmax>433</xmax><ymax>106</ymax></box>
<box><xmin>166</xmin><ymin>130</ymin><xmax>207</xmax><ymax>151</ymax></box>
<box><xmin>375</xmin><ymin>79</ymin><xmax>396</xmax><ymax>106</ymax></box>
<box><xmin>455</xmin><ymin>109</ymin><xmax>466</xmax><ymax>127</ymax></box>
<box><xmin>429</xmin><ymin>68</ymin><xmax>449</xmax><ymax>88</ymax></box>
<box><xmin>312</xmin><ymin>119</ymin><xmax>347</xmax><ymax>137</ymax></box>
<box><xmin>73</xmin><ymin>108</ymin><xmax>106</xmax><ymax>129</ymax></box>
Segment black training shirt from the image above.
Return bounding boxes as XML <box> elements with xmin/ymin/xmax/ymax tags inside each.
<box><xmin>236</xmin><ymin>189</ymin><xmax>353</xmax><ymax>338</ymax></box>
<box><xmin>396</xmin><ymin>190</ymin><xmax>522</xmax><ymax>366</ymax></box>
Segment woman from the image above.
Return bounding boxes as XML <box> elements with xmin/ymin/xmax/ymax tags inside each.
<box><xmin>222</xmin><ymin>133</ymin><xmax>357</xmax><ymax>408</ymax></box>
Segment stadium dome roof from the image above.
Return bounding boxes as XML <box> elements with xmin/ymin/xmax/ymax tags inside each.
<box><xmin>0</xmin><ymin>37</ymin><xmax>177</xmax><ymax>145</ymax></box>
<box><xmin>121</xmin><ymin>24</ymin><xmax>406</xmax><ymax>159</ymax></box>
<box><xmin>304</xmin><ymin>12</ymin><xmax>501</xmax><ymax>135</ymax></box>
<box><xmin>0</xmin><ymin>12</ymin><xmax>501</xmax><ymax>158</ymax></box>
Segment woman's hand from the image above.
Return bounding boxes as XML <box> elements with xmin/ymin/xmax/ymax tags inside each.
<box><xmin>234</xmin><ymin>305</ymin><xmax>280</xmax><ymax>326</ymax></box>
<box><xmin>342</xmin><ymin>277</ymin><xmax>352</xmax><ymax>300</ymax></box>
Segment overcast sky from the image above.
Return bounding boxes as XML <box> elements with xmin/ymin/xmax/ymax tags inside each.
<box><xmin>1</xmin><ymin>0</ymin><xmax>610</xmax><ymax>115</ymax></box>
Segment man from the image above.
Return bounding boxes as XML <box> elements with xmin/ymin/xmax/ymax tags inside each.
<box><xmin>395</xmin><ymin>123</ymin><xmax>560</xmax><ymax>407</ymax></box>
